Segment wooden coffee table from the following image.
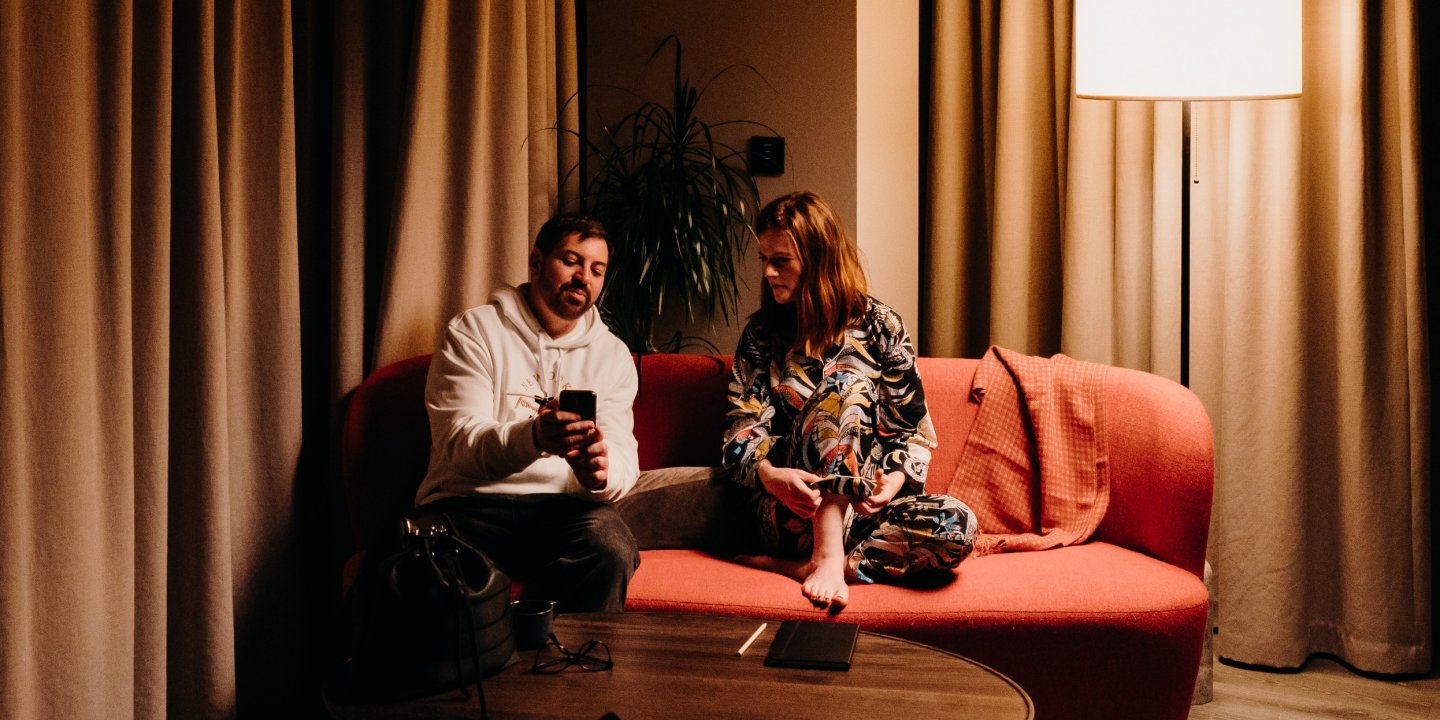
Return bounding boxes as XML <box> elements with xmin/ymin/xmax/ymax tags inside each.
<box><xmin>329</xmin><ymin>611</ymin><xmax>1033</xmax><ymax>719</ymax></box>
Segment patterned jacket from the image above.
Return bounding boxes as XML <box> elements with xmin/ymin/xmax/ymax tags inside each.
<box><xmin>721</xmin><ymin>297</ymin><xmax>937</xmax><ymax>497</ymax></box>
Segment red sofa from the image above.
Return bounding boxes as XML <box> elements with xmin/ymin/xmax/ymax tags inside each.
<box><xmin>342</xmin><ymin>353</ymin><xmax>1213</xmax><ymax>720</ymax></box>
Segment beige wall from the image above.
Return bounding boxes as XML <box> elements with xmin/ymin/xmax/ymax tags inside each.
<box><xmin>857</xmin><ymin>0</ymin><xmax>921</xmax><ymax>347</ymax></box>
<box><xmin>586</xmin><ymin>0</ymin><xmax>918</xmax><ymax>352</ymax></box>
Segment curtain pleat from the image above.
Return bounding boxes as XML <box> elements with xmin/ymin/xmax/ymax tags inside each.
<box><xmin>370</xmin><ymin>0</ymin><xmax>578</xmax><ymax>369</ymax></box>
<box><xmin>167</xmin><ymin>0</ymin><xmax>242</xmax><ymax>709</ymax></box>
<box><xmin>925</xmin><ymin>1</ymin><xmax>1070</xmax><ymax>358</ymax></box>
<box><xmin>923</xmin><ymin>0</ymin><xmax>992</xmax><ymax>359</ymax></box>
<box><xmin>1</xmin><ymin>2</ymin><xmax>165</xmax><ymax>717</ymax></box>
<box><xmin>129</xmin><ymin>1</ymin><xmax>175</xmax><ymax>715</ymax></box>
<box><xmin>924</xmin><ymin>0</ymin><xmax>1430</xmax><ymax>674</ymax></box>
<box><xmin>329</xmin><ymin>0</ymin><xmax>417</xmax><ymax>392</ymax></box>
<box><xmin>1061</xmin><ymin>100</ymin><xmax>1184</xmax><ymax>374</ymax></box>
<box><xmin>213</xmin><ymin>0</ymin><xmax>307</xmax><ymax>709</ymax></box>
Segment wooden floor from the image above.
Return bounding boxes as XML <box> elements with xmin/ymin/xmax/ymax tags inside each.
<box><xmin>1188</xmin><ymin>656</ymin><xmax>1440</xmax><ymax>720</ymax></box>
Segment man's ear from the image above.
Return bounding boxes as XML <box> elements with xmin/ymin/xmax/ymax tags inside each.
<box><xmin>527</xmin><ymin>247</ymin><xmax>542</xmax><ymax>276</ymax></box>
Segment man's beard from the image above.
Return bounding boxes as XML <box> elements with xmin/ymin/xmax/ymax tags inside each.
<box><xmin>546</xmin><ymin>281</ymin><xmax>592</xmax><ymax>320</ymax></box>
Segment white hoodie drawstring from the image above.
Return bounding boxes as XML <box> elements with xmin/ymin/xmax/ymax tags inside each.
<box><xmin>542</xmin><ymin>343</ymin><xmax>551</xmax><ymax>401</ymax></box>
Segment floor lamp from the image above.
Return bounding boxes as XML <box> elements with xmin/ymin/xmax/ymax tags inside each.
<box><xmin>1073</xmin><ymin>0</ymin><xmax>1301</xmax><ymax>387</ymax></box>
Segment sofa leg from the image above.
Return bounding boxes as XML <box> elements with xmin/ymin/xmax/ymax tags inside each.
<box><xmin>1192</xmin><ymin>559</ymin><xmax>1216</xmax><ymax>704</ymax></box>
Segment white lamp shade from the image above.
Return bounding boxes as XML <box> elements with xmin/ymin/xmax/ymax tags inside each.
<box><xmin>1074</xmin><ymin>0</ymin><xmax>1301</xmax><ymax>100</ymax></box>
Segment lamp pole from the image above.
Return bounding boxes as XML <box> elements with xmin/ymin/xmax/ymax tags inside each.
<box><xmin>1181</xmin><ymin>100</ymin><xmax>1191</xmax><ymax>387</ymax></box>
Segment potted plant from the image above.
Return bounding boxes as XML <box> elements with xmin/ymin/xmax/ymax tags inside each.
<box><xmin>574</xmin><ymin>35</ymin><xmax>770</xmax><ymax>353</ymax></box>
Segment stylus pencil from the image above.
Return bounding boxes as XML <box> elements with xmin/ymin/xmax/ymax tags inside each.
<box><xmin>736</xmin><ymin>622</ymin><xmax>767</xmax><ymax>656</ymax></box>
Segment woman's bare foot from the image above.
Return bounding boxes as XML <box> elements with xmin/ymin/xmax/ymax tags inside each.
<box><xmin>732</xmin><ymin>554</ymin><xmax>849</xmax><ymax>611</ymax></box>
<box><xmin>733</xmin><ymin>491</ymin><xmax>852</xmax><ymax>612</ymax></box>
<box><xmin>801</xmin><ymin>555</ymin><xmax>849</xmax><ymax>611</ymax></box>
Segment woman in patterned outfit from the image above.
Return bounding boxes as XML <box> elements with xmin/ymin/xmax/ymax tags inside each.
<box><xmin>722</xmin><ymin>191</ymin><xmax>977</xmax><ymax>611</ymax></box>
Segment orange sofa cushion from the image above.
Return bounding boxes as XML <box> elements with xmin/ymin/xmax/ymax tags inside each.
<box><xmin>627</xmin><ymin>543</ymin><xmax>1208</xmax><ymax>720</ymax></box>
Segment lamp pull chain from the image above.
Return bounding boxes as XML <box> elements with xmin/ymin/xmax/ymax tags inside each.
<box><xmin>1191</xmin><ymin>118</ymin><xmax>1200</xmax><ymax>186</ymax></box>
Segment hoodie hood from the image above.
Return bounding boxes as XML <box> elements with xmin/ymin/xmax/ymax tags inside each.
<box><xmin>491</xmin><ymin>284</ymin><xmax>607</xmax><ymax>351</ymax></box>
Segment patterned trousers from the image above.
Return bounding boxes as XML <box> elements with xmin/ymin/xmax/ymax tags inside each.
<box><xmin>754</xmin><ymin>369</ymin><xmax>978</xmax><ymax>584</ymax></box>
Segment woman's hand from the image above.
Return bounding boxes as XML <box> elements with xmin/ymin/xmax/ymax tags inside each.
<box><xmin>853</xmin><ymin>468</ymin><xmax>904</xmax><ymax>516</ymax></box>
<box><xmin>757</xmin><ymin>460</ymin><xmax>823</xmax><ymax>519</ymax></box>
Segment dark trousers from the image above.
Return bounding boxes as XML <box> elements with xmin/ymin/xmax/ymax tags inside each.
<box><xmin>415</xmin><ymin>493</ymin><xmax>639</xmax><ymax>613</ymax></box>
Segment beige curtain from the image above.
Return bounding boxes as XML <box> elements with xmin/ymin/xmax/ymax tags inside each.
<box><xmin>0</xmin><ymin>1</ymin><xmax>577</xmax><ymax>718</ymax></box>
<box><xmin>0</xmin><ymin>1</ymin><xmax>302</xmax><ymax>717</ymax></box>
<box><xmin>365</xmin><ymin>0</ymin><xmax>579</xmax><ymax>371</ymax></box>
<box><xmin>925</xmin><ymin>0</ymin><xmax>1429</xmax><ymax>674</ymax></box>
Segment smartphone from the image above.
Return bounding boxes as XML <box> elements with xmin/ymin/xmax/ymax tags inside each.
<box><xmin>558</xmin><ymin>389</ymin><xmax>597</xmax><ymax>420</ymax></box>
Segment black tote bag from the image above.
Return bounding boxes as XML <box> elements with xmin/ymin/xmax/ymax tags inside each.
<box><xmin>332</xmin><ymin>512</ymin><xmax>518</xmax><ymax>706</ymax></box>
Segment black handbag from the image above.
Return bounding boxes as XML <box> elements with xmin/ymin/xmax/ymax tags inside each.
<box><xmin>331</xmin><ymin>512</ymin><xmax>518</xmax><ymax>715</ymax></box>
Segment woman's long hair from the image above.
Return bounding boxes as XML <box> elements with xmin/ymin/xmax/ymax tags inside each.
<box><xmin>754</xmin><ymin>191</ymin><xmax>869</xmax><ymax>357</ymax></box>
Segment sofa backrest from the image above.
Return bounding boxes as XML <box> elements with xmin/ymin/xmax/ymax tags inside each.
<box><xmin>911</xmin><ymin>357</ymin><xmax>984</xmax><ymax>487</ymax></box>
<box><xmin>341</xmin><ymin>353</ymin><xmax>984</xmax><ymax>550</ymax></box>
<box><xmin>630</xmin><ymin>354</ymin><xmax>733</xmax><ymax>470</ymax></box>
<box><xmin>340</xmin><ymin>352</ymin><xmax>1212</xmax><ymax>577</ymax></box>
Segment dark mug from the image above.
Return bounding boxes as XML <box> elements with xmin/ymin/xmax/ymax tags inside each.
<box><xmin>510</xmin><ymin>599</ymin><xmax>557</xmax><ymax>651</ymax></box>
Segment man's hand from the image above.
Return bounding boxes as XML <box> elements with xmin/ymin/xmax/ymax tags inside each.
<box><xmin>853</xmin><ymin>467</ymin><xmax>903</xmax><ymax>516</ymax></box>
<box><xmin>565</xmin><ymin>429</ymin><xmax>609</xmax><ymax>490</ymax></box>
<box><xmin>757</xmin><ymin>460</ymin><xmax>823</xmax><ymax>519</ymax></box>
<box><xmin>533</xmin><ymin>399</ymin><xmax>608</xmax><ymax>490</ymax></box>
<box><xmin>532</xmin><ymin>399</ymin><xmax>596</xmax><ymax>456</ymax></box>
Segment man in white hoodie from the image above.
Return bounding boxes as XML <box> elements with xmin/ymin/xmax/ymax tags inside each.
<box><xmin>412</xmin><ymin>213</ymin><xmax>641</xmax><ymax>612</ymax></box>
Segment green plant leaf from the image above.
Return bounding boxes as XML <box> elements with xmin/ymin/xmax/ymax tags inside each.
<box><xmin>557</xmin><ymin>34</ymin><xmax>764</xmax><ymax>353</ymax></box>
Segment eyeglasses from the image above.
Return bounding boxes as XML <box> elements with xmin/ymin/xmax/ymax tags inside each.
<box><xmin>530</xmin><ymin>633</ymin><xmax>614</xmax><ymax>674</ymax></box>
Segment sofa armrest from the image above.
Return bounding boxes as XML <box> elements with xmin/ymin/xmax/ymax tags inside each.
<box><xmin>341</xmin><ymin>354</ymin><xmax>433</xmax><ymax>554</ymax></box>
<box><xmin>1093</xmin><ymin>366</ymin><xmax>1214</xmax><ymax>578</ymax></box>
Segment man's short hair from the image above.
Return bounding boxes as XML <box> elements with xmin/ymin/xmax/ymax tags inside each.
<box><xmin>534</xmin><ymin>213</ymin><xmax>609</xmax><ymax>255</ymax></box>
